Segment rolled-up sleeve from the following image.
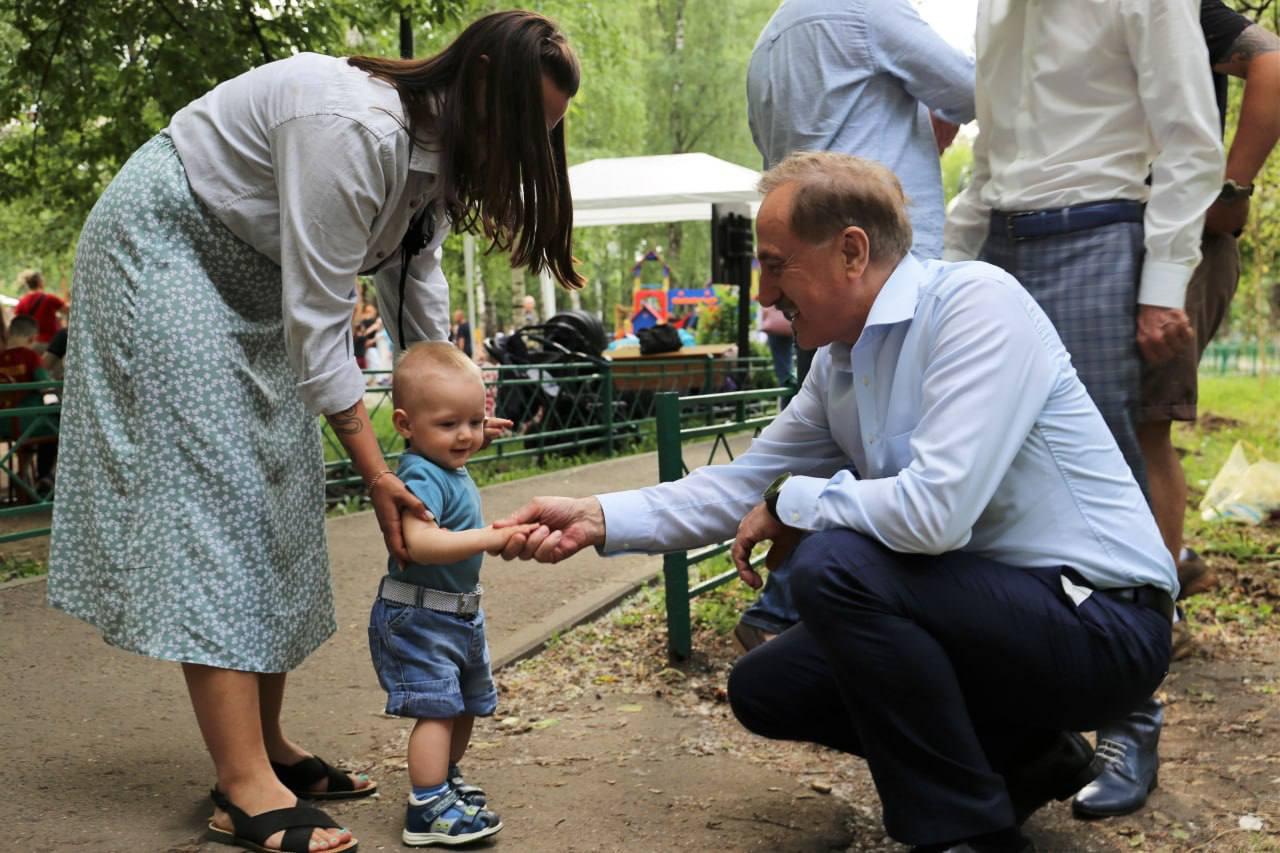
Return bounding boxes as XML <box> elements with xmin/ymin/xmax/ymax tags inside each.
<box><xmin>271</xmin><ymin>114</ymin><xmax>391</xmax><ymax>415</ymax></box>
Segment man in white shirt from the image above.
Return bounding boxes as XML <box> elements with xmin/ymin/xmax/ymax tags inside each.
<box><xmin>945</xmin><ymin>0</ymin><xmax>1223</xmax><ymax>492</ymax></box>
<box><xmin>498</xmin><ymin>152</ymin><xmax>1175</xmax><ymax>852</ymax></box>
<box><xmin>944</xmin><ymin>0</ymin><xmax>1226</xmax><ymax>825</ymax></box>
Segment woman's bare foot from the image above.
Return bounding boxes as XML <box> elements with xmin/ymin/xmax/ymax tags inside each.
<box><xmin>212</xmin><ymin>777</ymin><xmax>354</xmax><ymax>851</ymax></box>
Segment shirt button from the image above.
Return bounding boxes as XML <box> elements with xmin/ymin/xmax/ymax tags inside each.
<box><xmin>790</xmin><ymin>512</ymin><xmax>800</xmax><ymax>523</ymax></box>
<box><xmin>376</xmin><ymin>250</ymin><xmax>385</xmax><ymax>258</ymax></box>
<box><xmin>863</xmin><ymin>376</ymin><xmax>870</xmax><ymax>386</ymax></box>
<box><xmin>409</xmin><ymin>199</ymin><xmax>418</xmax><ymax>209</ymax></box>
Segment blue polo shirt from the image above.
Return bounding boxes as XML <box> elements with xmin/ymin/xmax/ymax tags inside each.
<box><xmin>388</xmin><ymin>451</ymin><xmax>483</xmax><ymax>593</ymax></box>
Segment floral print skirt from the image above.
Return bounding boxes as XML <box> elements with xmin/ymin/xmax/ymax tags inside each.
<box><xmin>48</xmin><ymin>134</ymin><xmax>335</xmax><ymax>673</ymax></box>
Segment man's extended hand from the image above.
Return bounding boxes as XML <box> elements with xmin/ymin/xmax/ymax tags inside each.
<box><xmin>732</xmin><ymin>502</ymin><xmax>790</xmax><ymax>590</ymax></box>
<box><xmin>1136</xmin><ymin>305</ymin><xmax>1194</xmax><ymax>364</ymax></box>
<box><xmin>493</xmin><ymin>496</ymin><xmax>606</xmax><ymax>563</ymax></box>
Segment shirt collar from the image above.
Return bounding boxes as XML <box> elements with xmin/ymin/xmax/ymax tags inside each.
<box><xmin>827</xmin><ymin>252</ymin><xmax>923</xmax><ymax>369</ymax></box>
<box><xmin>864</xmin><ymin>252</ymin><xmax>923</xmax><ymax>330</ymax></box>
<box><xmin>409</xmin><ymin>146</ymin><xmax>440</xmax><ymax>175</ymax></box>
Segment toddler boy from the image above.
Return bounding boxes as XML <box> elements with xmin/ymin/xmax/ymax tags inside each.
<box><xmin>369</xmin><ymin>341</ymin><xmax>531</xmax><ymax>847</ymax></box>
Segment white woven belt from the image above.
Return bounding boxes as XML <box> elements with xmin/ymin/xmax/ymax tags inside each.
<box><xmin>378</xmin><ymin>576</ymin><xmax>482</xmax><ymax>616</ymax></box>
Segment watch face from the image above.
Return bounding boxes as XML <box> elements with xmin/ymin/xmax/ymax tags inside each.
<box><xmin>764</xmin><ymin>472</ymin><xmax>790</xmax><ymax>499</ymax></box>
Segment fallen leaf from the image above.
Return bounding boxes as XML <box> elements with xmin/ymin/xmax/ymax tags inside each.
<box><xmin>618</xmin><ymin>704</ymin><xmax>644</xmax><ymax>713</ymax></box>
<box><xmin>532</xmin><ymin>718</ymin><xmax>559</xmax><ymax>730</ymax></box>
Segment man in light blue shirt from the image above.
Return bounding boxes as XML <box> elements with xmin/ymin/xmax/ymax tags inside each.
<box><xmin>497</xmin><ymin>152</ymin><xmax>1174</xmax><ymax>852</ymax></box>
<box><xmin>747</xmin><ymin>0</ymin><xmax>975</xmax><ymax>259</ymax></box>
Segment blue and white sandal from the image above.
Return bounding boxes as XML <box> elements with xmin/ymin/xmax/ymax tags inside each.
<box><xmin>447</xmin><ymin>764</ymin><xmax>487</xmax><ymax>807</ymax></box>
<box><xmin>403</xmin><ymin>788</ymin><xmax>502</xmax><ymax>847</ymax></box>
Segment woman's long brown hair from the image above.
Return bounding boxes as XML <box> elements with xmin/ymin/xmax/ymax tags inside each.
<box><xmin>349</xmin><ymin>11</ymin><xmax>583</xmax><ymax>289</ymax></box>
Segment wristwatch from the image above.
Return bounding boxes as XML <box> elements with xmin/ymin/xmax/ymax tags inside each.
<box><xmin>762</xmin><ymin>472</ymin><xmax>791</xmax><ymax>521</ymax></box>
<box><xmin>1219</xmin><ymin>179</ymin><xmax>1254</xmax><ymax>203</ymax></box>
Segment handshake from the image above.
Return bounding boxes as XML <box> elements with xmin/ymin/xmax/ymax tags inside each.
<box><xmin>487</xmin><ymin>496</ymin><xmax>607</xmax><ymax>563</ymax></box>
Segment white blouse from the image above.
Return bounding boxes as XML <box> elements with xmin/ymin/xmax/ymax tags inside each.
<box><xmin>167</xmin><ymin>52</ymin><xmax>451</xmax><ymax>415</ymax></box>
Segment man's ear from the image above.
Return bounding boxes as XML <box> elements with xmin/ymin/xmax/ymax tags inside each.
<box><xmin>392</xmin><ymin>408</ymin><xmax>413</xmax><ymax>439</ymax></box>
<box><xmin>840</xmin><ymin>226</ymin><xmax>871</xmax><ymax>278</ymax></box>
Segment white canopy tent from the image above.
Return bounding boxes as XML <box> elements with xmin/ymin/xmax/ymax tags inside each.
<box><xmin>462</xmin><ymin>152</ymin><xmax>762</xmax><ymax>336</ymax></box>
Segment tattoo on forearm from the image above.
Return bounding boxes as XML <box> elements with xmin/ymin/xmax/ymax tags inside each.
<box><xmin>328</xmin><ymin>403</ymin><xmax>363</xmax><ymax>436</ymax></box>
<box><xmin>1227</xmin><ymin>24</ymin><xmax>1280</xmax><ymax>66</ymax></box>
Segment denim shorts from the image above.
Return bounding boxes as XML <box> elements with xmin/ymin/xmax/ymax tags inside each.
<box><xmin>368</xmin><ymin>597</ymin><xmax>498</xmax><ymax>719</ymax></box>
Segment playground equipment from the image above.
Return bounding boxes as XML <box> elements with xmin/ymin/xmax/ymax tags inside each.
<box><xmin>616</xmin><ymin>250</ymin><xmax>720</xmax><ymax>338</ymax></box>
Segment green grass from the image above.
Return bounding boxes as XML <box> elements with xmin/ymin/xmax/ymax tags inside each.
<box><xmin>0</xmin><ymin>554</ymin><xmax>48</xmax><ymax>584</ymax></box>
<box><xmin>1178</xmin><ymin>375</ymin><xmax>1279</xmax><ymax>541</ymax></box>
<box><xmin>1171</xmin><ymin>375</ymin><xmax>1280</xmax><ymax>636</ymax></box>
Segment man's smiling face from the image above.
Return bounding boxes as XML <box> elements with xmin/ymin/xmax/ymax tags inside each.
<box><xmin>755</xmin><ymin>181</ymin><xmax>870</xmax><ymax>349</ymax></box>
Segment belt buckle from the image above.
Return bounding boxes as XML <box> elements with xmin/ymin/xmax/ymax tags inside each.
<box><xmin>1006</xmin><ymin>210</ymin><xmax>1035</xmax><ymax>241</ymax></box>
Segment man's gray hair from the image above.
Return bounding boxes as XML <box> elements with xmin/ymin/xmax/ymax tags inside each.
<box><xmin>758</xmin><ymin>152</ymin><xmax>913</xmax><ymax>264</ymax></box>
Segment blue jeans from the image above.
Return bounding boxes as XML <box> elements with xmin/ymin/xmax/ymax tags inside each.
<box><xmin>368</xmin><ymin>598</ymin><xmax>498</xmax><ymax>719</ymax></box>
<box><xmin>740</xmin><ymin>539</ymin><xmax>802</xmax><ymax>634</ymax></box>
<box><xmin>765</xmin><ymin>333</ymin><xmax>793</xmax><ymax>386</ymax></box>
<box><xmin>728</xmin><ymin>530</ymin><xmax>1171</xmax><ymax>847</ymax></box>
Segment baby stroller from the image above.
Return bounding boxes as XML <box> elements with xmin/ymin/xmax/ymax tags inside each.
<box><xmin>484</xmin><ymin>310</ymin><xmax>631</xmax><ymax>456</ymax></box>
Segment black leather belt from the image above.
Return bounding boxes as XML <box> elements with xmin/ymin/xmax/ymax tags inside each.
<box><xmin>1063</xmin><ymin>568</ymin><xmax>1174</xmax><ymax>622</ymax></box>
<box><xmin>1099</xmin><ymin>585</ymin><xmax>1175</xmax><ymax>623</ymax></box>
<box><xmin>991</xmin><ymin>200</ymin><xmax>1144</xmax><ymax>241</ymax></box>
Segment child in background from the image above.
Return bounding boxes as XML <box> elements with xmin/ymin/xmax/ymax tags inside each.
<box><xmin>0</xmin><ymin>314</ymin><xmax>57</xmax><ymax>484</ymax></box>
<box><xmin>369</xmin><ymin>341</ymin><xmax>530</xmax><ymax>847</ymax></box>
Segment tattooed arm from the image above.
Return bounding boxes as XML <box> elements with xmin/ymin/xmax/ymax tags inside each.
<box><xmin>1207</xmin><ymin>23</ymin><xmax>1280</xmax><ymax>234</ymax></box>
<box><xmin>325</xmin><ymin>399</ymin><xmax>428</xmax><ymax>564</ymax></box>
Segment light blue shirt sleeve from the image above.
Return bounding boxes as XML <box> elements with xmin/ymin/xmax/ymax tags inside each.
<box><xmin>775</xmin><ymin>278</ymin><xmax>1055</xmax><ymax>554</ymax></box>
<box><xmin>599</xmin><ymin>363</ymin><xmax>849</xmax><ymax>555</ymax></box>
<box><xmin>867</xmin><ymin>1</ymin><xmax>976</xmax><ymax>125</ymax></box>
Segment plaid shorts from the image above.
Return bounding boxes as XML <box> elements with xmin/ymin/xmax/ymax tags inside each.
<box><xmin>981</xmin><ymin>220</ymin><xmax>1147</xmax><ymax>492</ymax></box>
<box><xmin>1139</xmin><ymin>234</ymin><xmax>1240</xmax><ymax>423</ymax></box>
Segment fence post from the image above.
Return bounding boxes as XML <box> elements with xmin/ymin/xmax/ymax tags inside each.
<box><xmin>603</xmin><ymin>360</ymin><xmax>615</xmax><ymax>457</ymax></box>
<box><xmin>656</xmin><ymin>392</ymin><xmax>691</xmax><ymax>659</ymax></box>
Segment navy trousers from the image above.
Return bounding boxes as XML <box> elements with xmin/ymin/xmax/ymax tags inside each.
<box><xmin>727</xmin><ymin>530</ymin><xmax>1171</xmax><ymax>846</ymax></box>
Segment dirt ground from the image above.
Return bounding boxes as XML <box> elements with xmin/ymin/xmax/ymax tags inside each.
<box><xmin>5</xmin><ymin>440</ymin><xmax>1279</xmax><ymax>851</ymax></box>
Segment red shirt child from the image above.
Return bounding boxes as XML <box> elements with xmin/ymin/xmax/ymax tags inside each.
<box><xmin>14</xmin><ymin>288</ymin><xmax>67</xmax><ymax>345</ymax></box>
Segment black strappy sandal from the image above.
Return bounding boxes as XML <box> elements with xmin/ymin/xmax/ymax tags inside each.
<box><xmin>207</xmin><ymin>788</ymin><xmax>358</xmax><ymax>853</ymax></box>
<box><xmin>271</xmin><ymin>755</ymin><xmax>378</xmax><ymax>801</ymax></box>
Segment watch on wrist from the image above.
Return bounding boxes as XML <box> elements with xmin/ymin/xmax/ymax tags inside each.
<box><xmin>1219</xmin><ymin>179</ymin><xmax>1254</xmax><ymax>203</ymax></box>
<box><xmin>762</xmin><ymin>472</ymin><xmax>791</xmax><ymax>521</ymax></box>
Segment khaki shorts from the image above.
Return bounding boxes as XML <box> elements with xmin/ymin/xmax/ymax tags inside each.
<box><xmin>1139</xmin><ymin>233</ymin><xmax>1239</xmax><ymax>423</ymax></box>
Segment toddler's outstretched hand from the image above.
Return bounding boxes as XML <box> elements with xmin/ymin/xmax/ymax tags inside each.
<box><xmin>481</xmin><ymin>417</ymin><xmax>514</xmax><ymax>449</ymax></box>
<box><xmin>486</xmin><ymin>522</ymin><xmax>540</xmax><ymax>555</ymax></box>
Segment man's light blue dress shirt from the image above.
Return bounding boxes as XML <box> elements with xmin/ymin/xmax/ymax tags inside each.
<box><xmin>599</xmin><ymin>255</ymin><xmax>1178</xmax><ymax>596</ymax></box>
<box><xmin>747</xmin><ymin>0</ymin><xmax>976</xmax><ymax>259</ymax></box>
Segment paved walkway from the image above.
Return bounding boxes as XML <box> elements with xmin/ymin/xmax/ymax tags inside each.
<box><xmin>1</xmin><ymin>439</ymin><xmax>814</xmax><ymax>853</ymax></box>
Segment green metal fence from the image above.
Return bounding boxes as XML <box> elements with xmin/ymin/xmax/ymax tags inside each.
<box><xmin>0</xmin><ymin>380</ymin><xmax>62</xmax><ymax>544</ymax></box>
<box><xmin>0</xmin><ymin>358</ymin><xmax>781</xmax><ymax>545</ymax></box>
<box><xmin>654</xmin><ymin>386</ymin><xmax>794</xmax><ymax>660</ymax></box>
<box><xmin>1200</xmin><ymin>339</ymin><xmax>1280</xmax><ymax>376</ymax></box>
